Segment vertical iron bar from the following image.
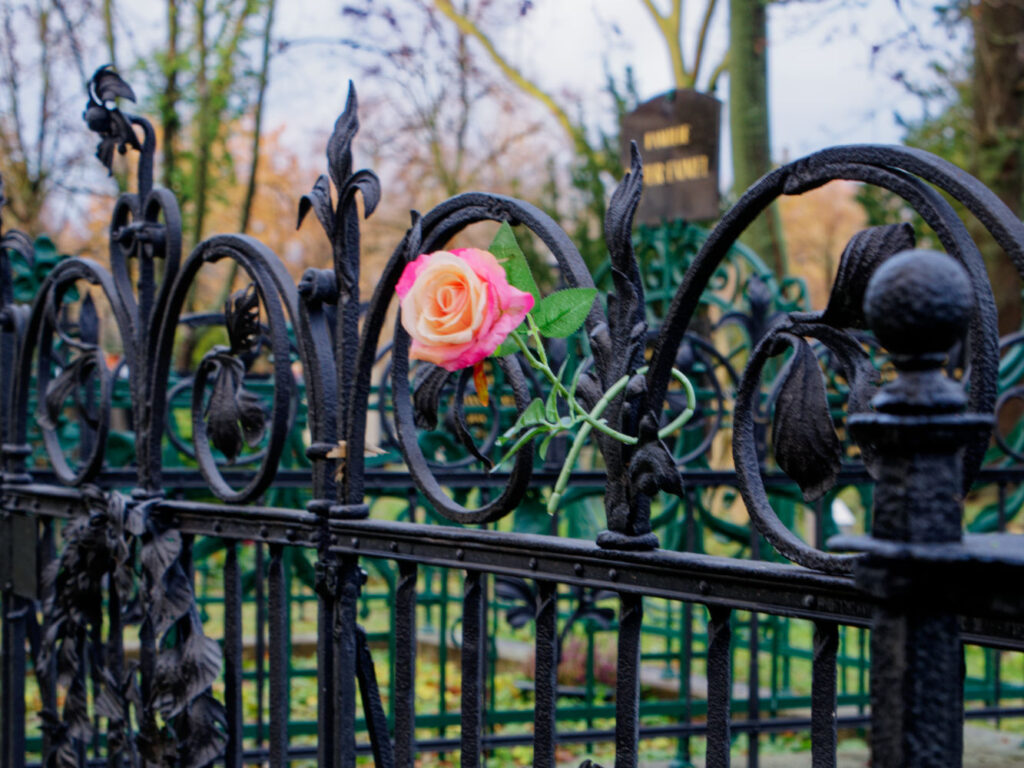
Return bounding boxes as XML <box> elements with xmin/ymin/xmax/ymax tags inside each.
<box><xmin>857</xmin><ymin>627</ymin><xmax>867</xmax><ymax>715</ymax></box>
<box><xmin>747</xmin><ymin>610</ymin><xmax>760</xmax><ymax>768</ymax></box>
<box><xmin>748</xmin><ymin>531</ymin><xmax>761</xmax><ymax>768</ymax></box>
<box><xmin>995</xmin><ymin>482</ymin><xmax>1007</xmax><ymax>726</ymax></box>
<box><xmin>678</xmin><ymin>489</ymin><xmax>696</xmax><ymax>766</ymax></box>
<box><xmin>1</xmin><ymin>590</ymin><xmax>9</xmax><ymax>768</ymax></box>
<box><xmin>460</xmin><ymin>570</ymin><xmax>486</xmax><ymax>768</ymax></box>
<box><xmin>106</xmin><ymin>571</ymin><xmax>124</xmax><ymax>768</ymax></box>
<box><xmin>394</xmin><ymin>561</ymin><xmax>417</xmax><ymax>768</ymax></box>
<box><xmin>811</xmin><ymin>621</ymin><xmax>839</xmax><ymax>768</ymax></box>
<box><xmin>336</xmin><ymin>556</ymin><xmax>360</xmax><ymax>768</ymax></box>
<box><xmin>706</xmin><ymin>606</ymin><xmax>733</xmax><ymax>768</ymax></box>
<box><xmin>38</xmin><ymin>519</ymin><xmax>56</xmax><ymax>762</ymax></box>
<box><xmin>438</xmin><ymin>568</ymin><xmax>449</xmax><ymax>745</ymax></box>
<box><xmin>533</xmin><ymin>581</ymin><xmax>558</xmax><ymax>768</ymax></box>
<box><xmin>848</xmin><ymin>252</ymin><xmax>981</xmax><ymax>768</ymax></box>
<box><xmin>223</xmin><ymin>541</ymin><xmax>243</xmax><ymax>768</ymax></box>
<box><xmin>356</xmin><ymin>627</ymin><xmax>394</xmax><ymax>768</ymax></box>
<box><xmin>267</xmin><ymin>544</ymin><xmax>288</xmax><ymax>768</ymax></box>
<box><xmin>613</xmin><ymin>593</ymin><xmax>643</xmax><ymax>768</ymax></box>
<box><xmin>679</xmin><ymin>601</ymin><xmax>693</xmax><ymax>766</ymax></box>
<box><xmin>1</xmin><ymin>592</ymin><xmax>26</xmax><ymax>768</ymax></box>
<box><xmin>255</xmin><ymin>541</ymin><xmax>266</xmax><ymax>747</ymax></box>
<box><xmin>317</xmin><ymin>554</ymin><xmax>336</xmax><ymax>768</ymax></box>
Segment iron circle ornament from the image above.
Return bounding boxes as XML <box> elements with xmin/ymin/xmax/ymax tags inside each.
<box><xmin>358</xmin><ymin>193</ymin><xmax>599</xmax><ymax>525</ymax></box>
<box><xmin>645</xmin><ymin>145</ymin><xmax>1024</xmax><ymax>573</ymax></box>
<box><xmin>25</xmin><ymin>259</ymin><xmax>133</xmax><ymax>485</ymax></box>
<box><xmin>149</xmin><ymin>234</ymin><xmax>301</xmax><ymax>503</ymax></box>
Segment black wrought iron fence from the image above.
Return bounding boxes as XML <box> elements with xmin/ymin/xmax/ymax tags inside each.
<box><xmin>3</xmin><ymin>65</ymin><xmax>1024</xmax><ymax>768</ymax></box>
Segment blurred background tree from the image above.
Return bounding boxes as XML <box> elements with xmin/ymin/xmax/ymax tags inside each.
<box><xmin>860</xmin><ymin>0</ymin><xmax>1024</xmax><ymax>333</ymax></box>
<box><xmin>0</xmin><ymin>0</ymin><xmax>1020</xmax><ymax>331</ymax></box>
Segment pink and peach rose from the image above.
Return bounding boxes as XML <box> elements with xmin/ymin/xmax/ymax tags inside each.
<box><xmin>396</xmin><ymin>247</ymin><xmax>534</xmax><ymax>372</ymax></box>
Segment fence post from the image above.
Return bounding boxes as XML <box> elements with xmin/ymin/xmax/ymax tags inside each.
<box><xmin>842</xmin><ymin>250</ymin><xmax>992</xmax><ymax>768</ymax></box>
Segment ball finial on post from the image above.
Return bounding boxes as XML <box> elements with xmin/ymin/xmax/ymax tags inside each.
<box><xmin>862</xmin><ymin>249</ymin><xmax>974</xmax><ymax>415</ymax></box>
<box><xmin>863</xmin><ymin>249</ymin><xmax>973</xmax><ymax>359</ymax></box>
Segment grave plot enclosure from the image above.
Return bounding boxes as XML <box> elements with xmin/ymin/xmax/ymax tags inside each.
<box><xmin>4</xmin><ymin>67</ymin><xmax>1024</xmax><ymax>768</ymax></box>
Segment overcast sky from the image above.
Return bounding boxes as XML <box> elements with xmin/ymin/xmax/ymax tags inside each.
<box><xmin>259</xmin><ymin>0</ymin><xmax>965</xmax><ymax>188</ymax></box>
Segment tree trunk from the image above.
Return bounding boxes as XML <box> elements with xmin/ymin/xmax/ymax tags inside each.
<box><xmin>728</xmin><ymin>0</ymin><xmax>786</xmax><ymax>275</ymax></box>
<box><xmin>971</xmin><ymin>0</ymin><xmax>1024</xmax><ymax>334</ymax></box>
<box><xmin>162</xmin><ymin>0</ymin><xmax>180</xmax><ymax>190</ymax></box>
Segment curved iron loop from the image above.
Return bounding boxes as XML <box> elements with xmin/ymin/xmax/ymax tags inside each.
<box><xmin>358</xmin><ymin>150</ymin><xmax>678</xmax><ymax>537</ymax></box>
<box><xmin>148</xmin><ymin>235</ymin><xmax>301</xmax><ymax>503</ymax></box>
<box><xmin>372</xmin><ymin>196</ymin><xmax>594</xmax><ymax>525</ymax></box>
<box><xmin>733</xmin><ymin>319</ymin><xmax>878</xmax><ymax>574</ymax></box>
<box><xmin>646</xmin><ymin>146</ymin><xmax>1013</xmax><ymax>570</ymax></box>
<box><xmin>11</xmin><ymin>259</ymin><xmax>133</xmax><ymax>486</ymax></box>
<box><xmin>348</xmin><ymin>192</ymin><xmax>598</xmax><ymax>517</ymax></box>
<box><xmin>0</xmin><ymin>175</ymin><xmax>34</xmax><ymax>471</ymax></box>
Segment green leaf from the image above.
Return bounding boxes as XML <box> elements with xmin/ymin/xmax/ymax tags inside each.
<box><xmin>532</xmin><ymin>288</ymin><xmax>598</xmax><ymax>338</ymax></box>
<box><xmin>538</xmin><ymin>429</ymin><xmax>559</xmax><ymax>461</ymax></box>
<box><xmin>500</xmin><ymin>398</ymin><xmax>547</xmax><ymax>442</ymax></box>
<box><xmin>490</xmin><ymin>222</ymin><xmax>540</xmax><ymax>303</ymax></box>
<box><xmin>492</xmin><ymin>425</ymin><xmax>546</xmax><ymax>471</ymax></box>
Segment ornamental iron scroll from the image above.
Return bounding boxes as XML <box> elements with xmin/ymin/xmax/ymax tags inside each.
<box><xmin>4</xmin><ymin>64</ymin><xmax>303</xmax><ymax>503</ymax></box>
<box><xmin>643</xmin><ymin>146</ymin><xmax>1024</xmax><ymax>574</ymax></box>
<box><xmin>301</xmin><ymin>96</ymin><xmax>1020</xmax><ymax>561</ymax></box>
<box><xmin>5</xmin><ymin>63</ymin><xmax>1024</xmax><ymax>768</ymax></box>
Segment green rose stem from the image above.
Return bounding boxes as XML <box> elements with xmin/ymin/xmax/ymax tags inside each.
<box><xmin>512</xmin><ymin>321</ymin><xmax>635</xmax><ymax>444</ymax></box>
<box><xmin>511</xmin><ymin>319</ymin><xmax>696</xmax><ymax>446</ymax></box>
<box><xmin>546</xmin><ymin>366</ymin><xmax>695</xmax><ymax>516</ymax></box>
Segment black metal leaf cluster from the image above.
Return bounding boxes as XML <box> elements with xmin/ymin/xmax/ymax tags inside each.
<box><xmin>37</xmin><ymin>491</ymin><xmax>226</xmax><ymax>768</ymax></box>
<box><xmin>83</xmin><ymin>65</ymin><xmax>141</xmax><ymax>175</ymax></box>
<box><xmin>822</xmin><ymin>223</ymin><xmax>915</xmax><ymax>329</ymax></box>
<box><xmin>39</xmin><ymin>348</ymin><xmax>107</xmax><ymax>432</ymax></box>
<box><xmin>37</xmin><ymin>491</ymin><xmax>134</xmax><ymax>768</ymax></box>
<box><xmin>412</xmin><ymin>364</ymin><xmax>450</xmax><ymax>431</ymax></box>
<box><xmin>204</xmin><ymin>355</ymin><xmax>267</xmax><ymax>463</ymax></box>
<box><xmin>131</xmin><ymin>499</ymin><xmax>227</xmax><ymax>766</ymax></box>
<box><xmin>225</xmin><ymin>283</ymin><xmax>261</xmax><ymax>358</ymax></box>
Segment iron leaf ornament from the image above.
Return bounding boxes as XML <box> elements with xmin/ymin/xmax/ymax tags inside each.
<box><xmin>765</xmin><ymin>222</ymin><xmax>919</xmax><ymax>499</ymax></box>
<box><xmin>225</xmin><ymin>282</ymin><xmax>261</xmax><ymax>358</ymax></box>
<box><xmin>822</xmin><ymin>223</ymin><xmax>915</xmax><ymax>329</ymax></box>
<box><xmin>200</xmin><ymin>284</ymin><xmax>268</xmax><ymax>463</ymax></box>
<box><xmin>735</xmin><ymin>224</ymin><xmax>911</xmax><ymax>508</ymax></box>
<box><xmin>297</xmin><ymin>82</ymin><xmax>381</xmax><ymax>293</ymax></box>
<box><xmin>83</xmin><ymin>65</ymin><xmax>141</xmax><ymax>175</ymax></box>
<box><xmin>770</xmin><ymin>333</ymin><xmax>842</xmax><ymax>502</ymax></box>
